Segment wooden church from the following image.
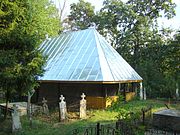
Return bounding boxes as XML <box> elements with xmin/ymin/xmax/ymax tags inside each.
<box><xmin>33</xmin><ymin>28</ymin><xmax>143</xmax><ymax>109</ymax></box>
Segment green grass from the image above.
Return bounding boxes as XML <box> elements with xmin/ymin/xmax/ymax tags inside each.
<box><xmin>109</xmin><ymin>99</ymin><xmax>180</xmax><ymax>112</ymax></box>
<box><xmin>12</xmin><ymin>110</ymin><xmax>118</xmax><ymax>135</ymax></box>
<box><xmin>0</xmin><ymin>99</ymin><xmax>179</xmax><ymax>135</ymax></box>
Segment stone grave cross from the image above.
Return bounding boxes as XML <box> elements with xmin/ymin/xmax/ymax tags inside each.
<box><xmin>12</xmin><ymin>104</ymin><xmax>22</xmax><ymax>132</ymax></box>
<box><xmin>59</xmin><ymin>95</ymin><xmax>67</xmax><ymax>121</ymax></box>
<box><xmin>81</xmin><ymin>93</ymin><xmax>86</xmax><ymax>100</ymax></box>
<box><xmin>80</xmin><ymin>93</ymin><xmax>86</xmax><ymax>119</ymax></box>
<box><xmin>42</xmin><ymin>97</ymin><xmax>49</xmax><ymax>115</ymax></box>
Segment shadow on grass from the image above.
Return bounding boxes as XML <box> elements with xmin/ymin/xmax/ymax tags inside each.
<box><xmin>0</xmin><ymin>118</ymin><xmax>12</xmax><ymax>135</ymax></box>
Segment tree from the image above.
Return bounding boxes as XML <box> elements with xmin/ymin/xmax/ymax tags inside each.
<box><xmin>68</xmin><ymin>0</ymin><xmax>95</xmax><ymax>30</ymax></box>
<box><xmin>68</xmin><ymin>0</ymin><xmax>177</xmax><ymax>98</ymax></box>
<box><xmin>162</xmin><ymin>31</ymin><xmax>180</xmax><ymax>97</ymax></box>
<box><xmin>97</xmin><ymin>0</ymin><xmax>176</xmax><ymax>68</ymax></box>
<box><xmin>138</xmin><ymin>30</ymin><xmax>179</xmax><ymax>98</ymax></box>
<box><xmin>0</xmin><ymin>0</ymin><xmax>60</xmax><ymax>118</ymax></box>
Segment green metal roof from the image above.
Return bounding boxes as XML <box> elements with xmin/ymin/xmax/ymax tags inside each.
<box><xmin>39</xmin><ymin>28</ymin><xmax>143</xmax><ymax>83</ymax></box>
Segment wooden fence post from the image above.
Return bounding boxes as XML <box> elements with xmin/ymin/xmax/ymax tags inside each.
<box><xmin>142</xmin><ymin>109</ymin><xmax>145</xmax><ymax>125</ymax></box>
<box><xmin>115</xmin><ymin>121</ymin><xmax>118</xmax><ymax>130</ymax></box>
<box><xmin>96</xmin><ymin>122</ymin><xmax>100</xmax><ymax>135</ymax></box>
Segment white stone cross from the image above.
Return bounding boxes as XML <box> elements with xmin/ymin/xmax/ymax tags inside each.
<box><xmin>60</xmin><ymin>95</ymin><xmax>65</xmax><ymax>102</ymax></box>
<box><xmin>59</xmin><ymin>95</ymin><xmax>66</xmax><ymax>121</ymax></box>
<box><xmin>42</xmin><ymin>97</ymin><xmax>47</xmax><ymax>104</ymax></box>
<box><xmin>42</xmin><ymin>97</ymin><xmax>49</xmax><ymax>115</ymax></box>
<box><xmin>80</xmin><ymin>93</ymin><xmax>86</xmax><ymax>119</ymax></box>
<box><xmin>12</xmin><ymin>104</ymin><xmax>22</xmax><ymax>132</ymax></box>
<box><xmin>81</xmin><ymin>93</ymin><xmax>86</xmax><ymax>100</ymax></box>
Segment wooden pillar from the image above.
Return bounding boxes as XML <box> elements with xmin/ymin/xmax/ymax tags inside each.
<box><xmin>105</xmin><ymin>88</ymin><xmax>107</xmax><ymax>97</ymax></box>
<box><xmin>144</xmin><ymin>87</ymin><xmax>146</xmax><ymax>100</ymax></box>
<box><xmin>140</xmin><ymin>82</ymin><xmax>143</xmax><ymax>100</ymax></box>
<box><xmin>36</xmin><ymin>89</ymin><xmax>39</xmax><ymax>103</ymax></box>
<box><xmin>176</xmin><ymin>83</ymin><xmax>179</xmax><ymax>99</ymax></box>
<box><xmin>123</xmin><ymin>84</ymin><xmax>126</xmax><ymax>101</ymax></box>
<box><xmin>102</xmin><ymin>84</ymin><xmax>107</xmax><ymax>97</ymax></box>
<box><xmin>118</xmin><ymin>83</ymin><xmax>121</xmax><ymax>94</ymax></box>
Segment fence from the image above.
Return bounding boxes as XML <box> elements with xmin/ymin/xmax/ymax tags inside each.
<box><xmin>141</xmin><ymin>106</ymin><xmax>152</xmax><ymax>126</ymax></box>
<box><xmin>72</xmin><ymin>122</ymin><xmax>119</xmax><ymax>135</ymax></box>
<box><xmin>0</xmin><ymin>105</ymin><xmax>13</xmax><ymax>118</ymax></box>
<box><xmin>72</xmin><ymin>120</ymin><xmax>143</xmax><ymax>135</ymax></box>
<box><xmin>72</xmin><ymin>106</ymin><xmax>154</xmax><ymax>135</ymax></box>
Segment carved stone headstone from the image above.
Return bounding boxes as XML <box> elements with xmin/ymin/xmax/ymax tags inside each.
<box><xmin>80</xmin><ymin>93</ymin><xmax>86</xmax><ymax>119</ymax></box>
<box><xmin>42</xmin><ymin>97</ymin><xmax>49</xmax><ymax>115</ymax></box>
<box><xmin>59</xmin><ymin>95</ymin><xmax>67</xmax><ymax>121</ymax></box>
<box><xmin>12</xmin><ymin>104</ymin><xmax>22</xmax><ymax>132</ymax></box>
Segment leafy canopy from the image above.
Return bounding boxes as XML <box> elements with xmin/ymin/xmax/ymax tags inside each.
<box><xmin>67</xmin><ymin>0</ymin><xmax>178</xmax><ymax>98</ymax></box>
<box><xmin>0</xmin><ymin>0</ymin><xmax>60</xmax><ymax>96</ymax></box>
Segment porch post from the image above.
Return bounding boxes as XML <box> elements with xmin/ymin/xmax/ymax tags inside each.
<box><xmin>118</xmin><ymin>83</ymin><xmax>121</xmax><ymax>94</ymax></box>
<box><xmin>176</xmin><ymin>83</ymin><xmax>179</xmax><ymax>100</ymax></box>
<box><xmin>140</xmin><ymin>82</ymin><xmax>143</xmax><ymax>100</ymax></box>
<box><xmin>123</xmin><ymin>84</ymin><xmax>126</xmax><ymax>101</ymax></box>
<box><xmin>144</xmin><ymin>87</ymin><xmax>146</xmax><ymax>100</ymax></box>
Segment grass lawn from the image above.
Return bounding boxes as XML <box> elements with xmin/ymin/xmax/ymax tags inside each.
<box><xmin>0</xmin><ymin>99</ymin><xmax>179</xmax><ymax>135</ymax></box>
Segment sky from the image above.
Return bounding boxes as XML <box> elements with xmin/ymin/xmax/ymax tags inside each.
<box><xmin>55</xmin><ymin>0</ymin><xmax>180</xmax><ymax>30</ymax></box>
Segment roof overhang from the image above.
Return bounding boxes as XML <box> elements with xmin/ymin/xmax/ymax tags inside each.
<box><xmin>38</xmin><ymin>79</ymin><xmax>143</xmax><ymax>84</ymax></box>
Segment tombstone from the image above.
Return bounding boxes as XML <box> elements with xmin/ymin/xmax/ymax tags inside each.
<box><xmin>12</xmin><ymin>104</ymin><xmax>22</xmax><ymax>132</ymax></box>
<box><xmin>80</xmin><ymin>93</ymin><xmax>86</xmax><ymax>119</ymax></box>
<box><xmin>42</xmin><ymin>97</ymin><xmax>49</xmax><ymax>115</ymax></box>
<box><xmin>140</xmin><ymin>82</ymin><xmax>143</xmax><ymax>100</ymax></box>
<box><xmin>59</xmin><ymin>95</ymin><xmax>67</xmax><ymax>121</ymax></box>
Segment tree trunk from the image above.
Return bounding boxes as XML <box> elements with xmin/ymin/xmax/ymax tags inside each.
<box><xmin>4</xmin><ymin>89</ymin><xmax>9</xmax><ymax>119</ymax></box>
<box><xmin>27</xmin><ymin>92</ymin><xmax>31</xmax><ymax>120</ymax></box>
<box><xmin>27</xmin><ymin>90</ymin><xmax>35</xmax><ymax>127</ymax></box>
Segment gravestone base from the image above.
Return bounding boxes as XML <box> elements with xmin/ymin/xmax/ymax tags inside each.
<box><xmin>153</xmin><ymin>109</ymin><xmax>180</xmax><ymax>133</ymax></box>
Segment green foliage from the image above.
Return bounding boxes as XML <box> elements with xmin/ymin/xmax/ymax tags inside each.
<box><xmin>109</xmin><ymin>93</ymin><xmax>124</xmax><ymax>110</ymax></box>
<box><xmin>97</xmin><ymin>0</ymin><xmax>176</xmax><ymax>67</ymax></box>
<box><xmin>0</xmin><ymin>0</ymin><xmax>60</xmax><ymax>98</ymax></box>
<box><xmin>68</xmin><ymin>0</ymin><xmax>95</xmax><ymax>29</ymax></box>
<box><xmin>115</xmin><ymin>108</ymin><xmax>131</xmax><ymax>120</ymax></box>
<box><xmin>67</xmin><ymin>0</ymin><xmax>178</xmax><ymax>98</ymax></box>
<box><xmin>97</xmin><ymin>0</ymin><xmax>177</xmax><ymax>98</ymax></box>
<box><xmin>109</xmin><ymin>99</ymin><xmax>168</xmax><ymax>113</ymax></box>
<box><xmin>0</xmin><ymin>100</ymin><xmax>179</xmax><ymax>135</ymax></box>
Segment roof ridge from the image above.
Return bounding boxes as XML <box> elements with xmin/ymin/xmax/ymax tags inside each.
<box><xmin>94</xmin><ymin>30</ymin><xmax>115</xmax><ymax>80</ymax></box>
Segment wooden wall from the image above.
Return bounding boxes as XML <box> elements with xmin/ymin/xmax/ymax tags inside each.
<box><xmin>86</xmin><ymin>96</ymin><xmax>119</xmax><ymax>109</ymax></box>
<box><xmin>33</xmin><ymin>82</ymin><xmax>137</xmax><ymax>109</ymax></box>
<box><xmin>34</xmin><ymin>82</ymin><xmax>118</xmax><ymax>107</ymax></box>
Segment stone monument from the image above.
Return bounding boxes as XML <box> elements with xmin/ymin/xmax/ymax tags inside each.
<box><xmin>59</xmin><ymin>95</ymin><xmax>67</xmax><ymax>121</ymax></box>
<box><xmin>80</xmin><ymin>93</ymin><xmax>86</xmax><ymax>119</ymax></box>
<box><xmin>42</xmin><ymin>97</ymin><xmax>49</xmax><ymax>115</ymax></box>
<box><xmin>12</xmin><ymin>104</ymin><xmax>22</xmax><ymax>132</ymax></box>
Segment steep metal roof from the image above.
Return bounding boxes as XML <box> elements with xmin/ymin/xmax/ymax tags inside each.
<box><xmin>39</xmin><ymin>28</ymin><xmax>142</xmax><ymax>83</ymax></box>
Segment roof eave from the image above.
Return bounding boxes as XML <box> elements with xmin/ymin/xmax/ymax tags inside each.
<box><xmin>38</xmin><ymin>79</ymin><xmax>143</xmax><ymax>84</ymax></box>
